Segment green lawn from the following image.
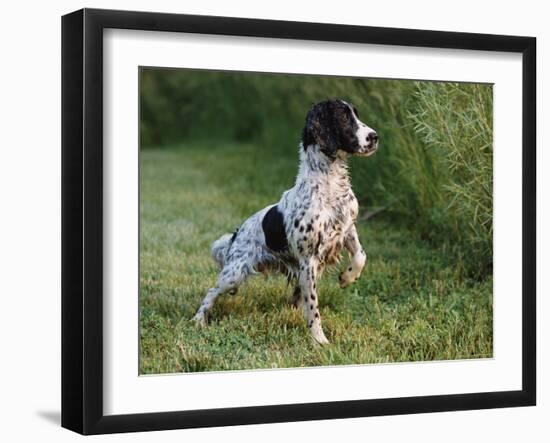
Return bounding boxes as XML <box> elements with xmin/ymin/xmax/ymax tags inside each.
<box><xmin>139</xmin><ymin>142</ymin><xmax>493</xmax><ymax>374</ymax></box>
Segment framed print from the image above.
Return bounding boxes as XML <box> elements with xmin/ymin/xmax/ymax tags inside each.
<box><xmin>61</xmin><ymin>8</ymin><xmax>536</xmax><ymax>435</ymax></box>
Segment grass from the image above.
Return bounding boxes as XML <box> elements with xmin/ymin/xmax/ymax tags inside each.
<box><xmin>139</xmin><ymin>142</ymin><xmax>493</xmax><ymax>374</ymax></box>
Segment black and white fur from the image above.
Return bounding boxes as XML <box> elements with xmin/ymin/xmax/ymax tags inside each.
<box><xmin>193</xmin><ymin>99</ymin><xmax>379</xmax><ymax>344</ymax></box>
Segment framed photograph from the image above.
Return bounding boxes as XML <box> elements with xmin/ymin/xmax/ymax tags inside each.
<box><xmin>61</xmin><ymin>8</ymin><xmax>536</xmax><ymax>435</ymax></box>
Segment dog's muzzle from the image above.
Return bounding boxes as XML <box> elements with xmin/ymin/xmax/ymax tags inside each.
<box><xmin>356</xmin><ymin>131</ymin><xmax>379</xmax><ymax>156</ymax></box>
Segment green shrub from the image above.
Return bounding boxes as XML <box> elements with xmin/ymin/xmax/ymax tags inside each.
<box><xmin>406</xmin><ymin>82</ymin><xmax>493</xmax><ymax>276</ymax></box>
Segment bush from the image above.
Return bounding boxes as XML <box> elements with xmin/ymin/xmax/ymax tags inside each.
<box><xmin>406</xmin><ymin>82</ymin><xmax>493</xmax><ymax>276</ymax></box>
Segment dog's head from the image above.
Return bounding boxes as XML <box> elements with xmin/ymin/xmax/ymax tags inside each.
<box><xmin>302</xmin><ymin>99</ymin><xmax>378</xmax><ymax>158</ymax></box>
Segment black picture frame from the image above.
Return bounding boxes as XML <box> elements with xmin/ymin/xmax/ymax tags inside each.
<box><xmin>61</xmin><ymin>8</ymin><xmax>536</xmax><ymax>435</ymax></box>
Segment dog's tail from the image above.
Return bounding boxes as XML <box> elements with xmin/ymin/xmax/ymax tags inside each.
<box><xmin>210</xmin><ymin>230</ymin><xmax>237</xmax><ymax>269</ymax></box>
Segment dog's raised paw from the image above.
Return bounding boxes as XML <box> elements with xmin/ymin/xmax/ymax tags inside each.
<box><xmin>339</xmin><ymin>272</ymin><xmax>353</xmax><ymax>288</ymax></box>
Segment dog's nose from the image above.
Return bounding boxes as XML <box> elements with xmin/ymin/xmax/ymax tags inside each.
<box><xmin>367</xmin><ymin>132</ymin><xmax>379</xmax><ymax>144</ymax></box>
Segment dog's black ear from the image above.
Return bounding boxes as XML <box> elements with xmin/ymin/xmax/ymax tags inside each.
<box><xmin>302</xmin><ymin>101</ymin><xmax>339</xmax><ymax>156</ymax></box>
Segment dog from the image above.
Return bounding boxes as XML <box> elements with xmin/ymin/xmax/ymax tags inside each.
<box><xmin>193</xmin><ymin>99</ymin><xmax>379</xmax><ymax>344</ymax></box>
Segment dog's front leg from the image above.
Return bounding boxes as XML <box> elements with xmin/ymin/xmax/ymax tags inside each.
<box><xmin>299</xmin><ymin>258</ymin><xmax>329</xmax><ymax>344</ymax></box>
<box><xmin>339</xmin><ymin>224</ymin><xmax>367</xmax><ymax>288</ymax></box>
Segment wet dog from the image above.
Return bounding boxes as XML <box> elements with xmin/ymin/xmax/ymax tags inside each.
<box><xmin>193</xmin><ymin>99</ymin><xmax>379</xmax><ymax>344</ymax></box>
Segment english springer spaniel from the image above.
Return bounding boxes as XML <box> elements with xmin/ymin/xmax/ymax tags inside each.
<box><xmin>193</xmin><ymin>99</ymin><xmax>379</xmax><ymax>344</ymax></box>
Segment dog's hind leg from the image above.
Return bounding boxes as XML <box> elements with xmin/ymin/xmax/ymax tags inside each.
<box><xmin>192</xmin><ymin>260</ymin><xmax>252</xmax><ymax>326</ymax></box>
<box><xmin>290</xmin><ymin>285</ymin><xmax>304</xmax><ymax>309</ymax></box>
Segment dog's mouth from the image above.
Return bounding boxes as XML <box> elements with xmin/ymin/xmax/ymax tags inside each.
<box><xmin>354</xmin><ymin>145</ymin><xmax>378</xmax><ymax>157</ymax></box>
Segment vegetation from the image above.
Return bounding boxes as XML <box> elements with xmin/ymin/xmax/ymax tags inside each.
<box><xmin>141</xmin><ymin>69</ymin><xmax>493</xmax><ymax>277</ymax></box>
<box><xmin>407</xmin><ymin>83</ymin><xmax>493</xmax><ymax>275</ymax></box>
<box><xmin>139</xmin><ymin>69</ymin><xmax>493</xmax><ymax>373</ymax></box>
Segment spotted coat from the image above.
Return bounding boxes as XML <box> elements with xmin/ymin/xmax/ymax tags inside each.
<box><xmin>193</xmin><ymin>99</ymin><xmax>379</xmax><ymax>344</ymax></box>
